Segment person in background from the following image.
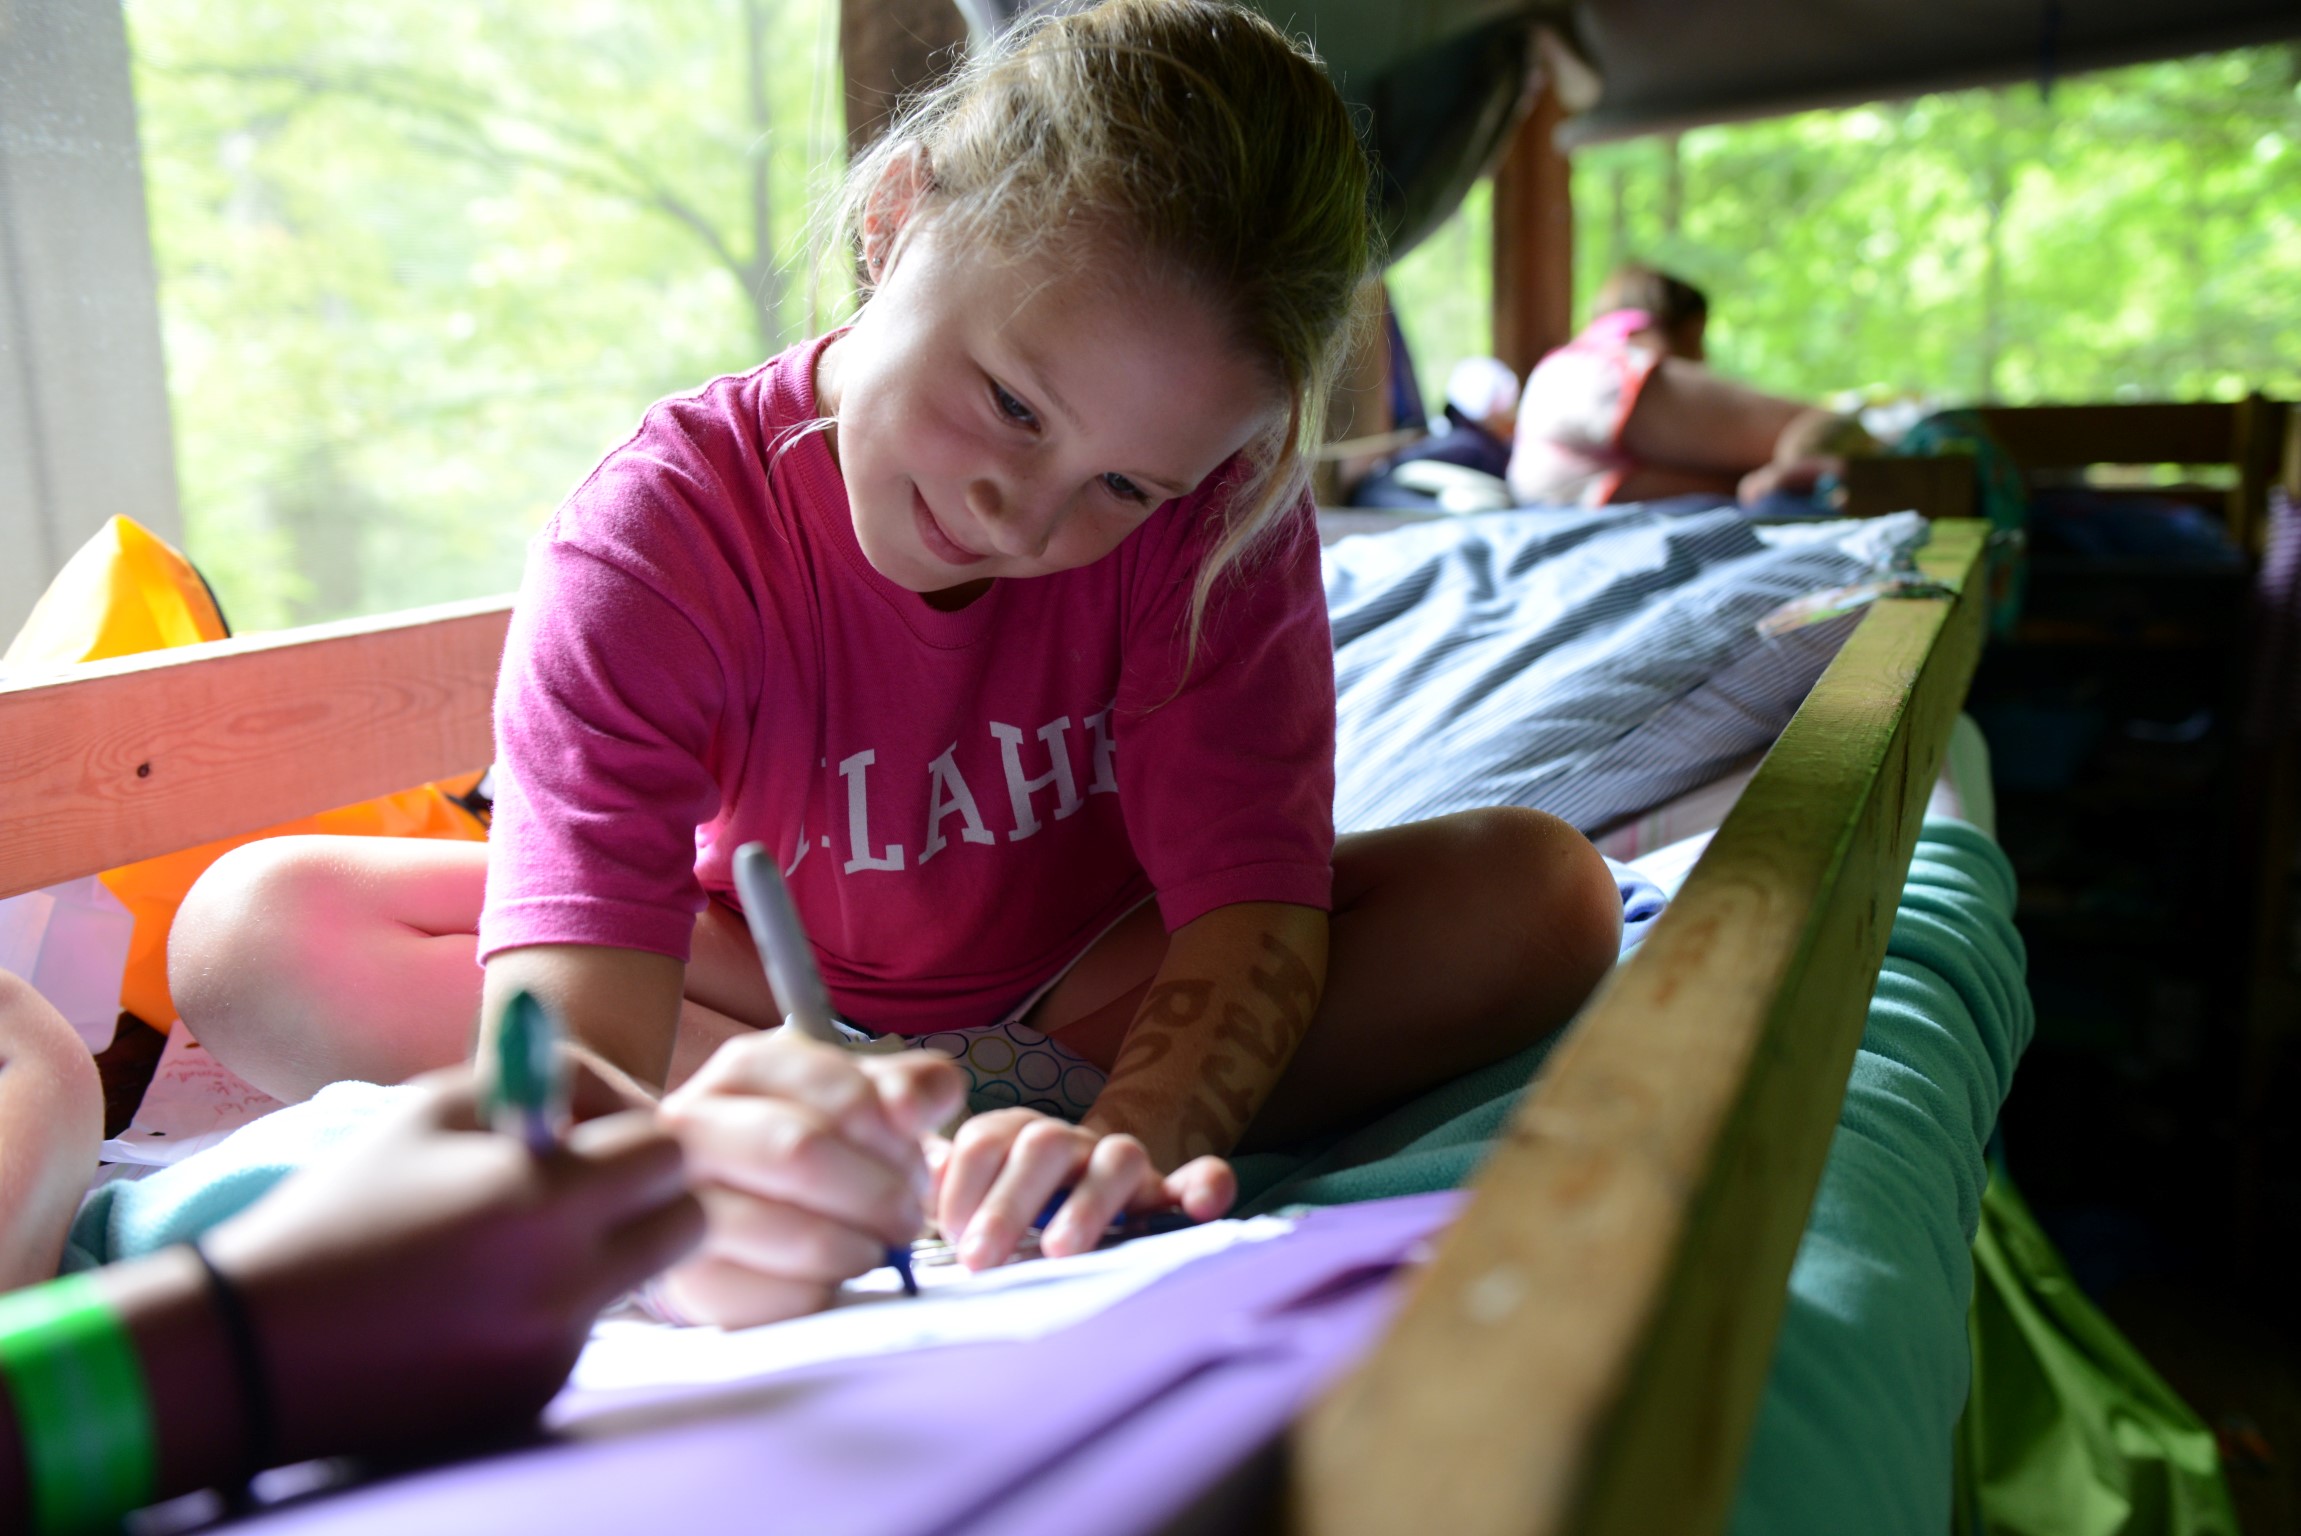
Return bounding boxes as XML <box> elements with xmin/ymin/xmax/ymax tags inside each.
<box><xmin>1508</xmin><ymin>264</ymin><xmax>1873</xmax><ymax>508</ymax></box>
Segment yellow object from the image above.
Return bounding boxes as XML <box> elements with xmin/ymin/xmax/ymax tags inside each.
<box><xmin>5</xmin><ymin>517</ymin><xmax>487</xmax><ymax>1031</ymax></box>
<box><xmin>2</xmin><ymin>515</ymin><xmax>228</xmax><ymax>667</ymax></box>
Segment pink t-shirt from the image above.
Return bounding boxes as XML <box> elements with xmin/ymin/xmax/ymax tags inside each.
<box><xmin>479</xmin><ymin>336</ymin><xmax>1337</xmax><ymax>1035</ymax></box>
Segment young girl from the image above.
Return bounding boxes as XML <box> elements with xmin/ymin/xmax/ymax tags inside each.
<box><xmin>171</xmin><ymin>0</ymin><xmax>1624</xmax><ymax>1326</ymax></box>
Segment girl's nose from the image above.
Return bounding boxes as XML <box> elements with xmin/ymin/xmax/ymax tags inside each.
<box><xmin>966</xmin><ymin>477</ymin><xmax>1061</xmax><ymax>560</ymax></box>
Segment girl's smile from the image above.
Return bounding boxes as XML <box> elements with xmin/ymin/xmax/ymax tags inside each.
<box><xmin>912</xmin><ymin>486</ymin><xmax>990</xmax><ymax>567</ymax></box>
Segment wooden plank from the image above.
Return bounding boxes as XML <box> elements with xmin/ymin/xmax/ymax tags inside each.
<box><xmin>0</xmin><ymin>596</ymin><xmax>509</xmax><ymax>900</ymax></box>
<box><xmin>1843</xmin><ymin>454</ymin><xmax>1976</xmax><ymax>522</ymax></box>
<box><xmin>1490</xmin><ymin>76</ymin><xmax>1574</xmax><ymax>382</ymax></box>
<box><xmin>1291</xmin><ymin>521</ymin><xmax>1990</xmax><ymax>1536</ymax></box>
<box><xmin>1971</xmin><ymin>402</ymin><xmax>2238</xmax><ymax>473</ymax></box>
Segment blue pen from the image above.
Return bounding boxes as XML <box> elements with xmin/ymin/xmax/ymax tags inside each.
<box><xmin>733</xmin><ymin>842</ymin><xmax>920</xmax><ymax>1297</ymax></box>
<box><xmin>1035</xmin><ymin>1192</ymin><xmax>1197</xmax><ymax>1241</ymax></box>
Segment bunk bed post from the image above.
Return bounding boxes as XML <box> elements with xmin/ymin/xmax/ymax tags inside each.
<box><xmin>1490</xmin><ymin>74</ymin><xmax>1574</xmax><ymax>382</ymax></box>
<box><xmin>839</xmin><ymin>0</ymin><xmax>967</xmax><ymax>156</ymax></box>
<box><xmin>1288</xmin><ymin>522</ymin><xmax>1991</xmax><ymax>1536</ymax></box>
<box><xmin>2230</xmin><ymin>392</ymin><xmax>2287</xmax><ymax>558</ymax></box>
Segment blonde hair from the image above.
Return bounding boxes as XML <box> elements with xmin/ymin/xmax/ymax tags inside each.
<box><xmin>835</xmin><ymin>0</ymin><xmax>1377</xmax><ymax>664</ymax></box>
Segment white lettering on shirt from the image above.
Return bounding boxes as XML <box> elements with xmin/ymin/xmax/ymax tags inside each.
<box><xmin>989</xmin><ymin>716</ymin><xmax>1081</xmax><ymax>841</ymax></box>
<box><xmin>919</xmin><ymin>744</ymin><xmax>995</xmax><ymax>864</ymax></box>
<box><xmin>838</xmin><ymin>749</ymin><xmax>905</xmax><ymax>872</ymax></box>
<box><xmin>1083</xmin><ymin>708</ymin><xmax>1119</xmax><ymax>796</ymax></box>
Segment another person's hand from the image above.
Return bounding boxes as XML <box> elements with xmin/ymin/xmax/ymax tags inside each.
<box><xmin>195</xmin><ymin>1073</ymin><xmax>702</xmax><ymax>1466</ymax></box>
<box><xmin>931</xmin><ymin>1108</ymin><xmax>1234</xmax><ymax>1271</ymax></box>
<box><xmin>652</xmin><ymin>1031</ymin><xmax>963</xmax><ymax>1326</ymax></box>
<box><xmin>1737</xmin><ymin>455</ymin><xmax>1839</xmax><ymax>506</ymax></box>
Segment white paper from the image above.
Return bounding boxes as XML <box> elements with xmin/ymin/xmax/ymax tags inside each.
<box><xmin>560</xmin><ymin>1214</ymin><xmax>1293</xmax><ymax>1407</ymax></box>
<box><xmin>99</xmin><ymin>1028</ymin><xmax>284</xmax><ymax>1167</ymax></box>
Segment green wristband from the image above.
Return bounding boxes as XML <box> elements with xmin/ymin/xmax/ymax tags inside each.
<box><xmin>0</xmin><ymin>1275</ymin><xmax>157</xmax><ymax>1535</ymax></box>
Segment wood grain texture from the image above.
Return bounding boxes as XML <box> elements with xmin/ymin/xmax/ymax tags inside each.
<box><xmin>0</xmin><ymin>596</ymin><xmax>509</xmax><ymax>900</ymax></box>
<box><xmin>1290</xmin><ymin>521</ymin><xmax>1990</xmax><ymax>1536</ymax></box>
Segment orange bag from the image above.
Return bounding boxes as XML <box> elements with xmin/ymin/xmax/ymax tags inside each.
<box><xmin>5</xmin><ymin>517</ymin><xmax>487</xmax><ymax>1031</ymax></box>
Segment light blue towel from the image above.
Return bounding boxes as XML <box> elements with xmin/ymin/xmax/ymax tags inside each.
<box><xmin>66</xmin><ymin>1081</ymin><xmax>416</xmax><ymax>1272</ymax></box>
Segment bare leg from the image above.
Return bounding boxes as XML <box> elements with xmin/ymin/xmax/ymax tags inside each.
<box><xmin>171</xmin><ymin>837</ymin><xmax>780</xmax><ymax>1102</ymax></box>
<box><xmin>1034</xmin><ymin>807</ymin><xmax>1625</xmax><ymax>1151</ymax></box>
<box><xmin>0</xmin><ymin>970</ymin><xmax>103</xmax><ymax>1288</ymax></box>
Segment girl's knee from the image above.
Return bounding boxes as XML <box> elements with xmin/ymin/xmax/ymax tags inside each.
<box><xmin>1458</xmin><ymin>806</ymin><xmax>1622</xmax><ymax>999</ymax></box>
<box><xmin>171</xmin><ymin>837</ymin><xmax>372</xmax><ymax>1032</ymax></box>
<box><xmin>0</xmin><ymin>968</ymin><xmax>103</xmax><ymax>1142</ymax></box>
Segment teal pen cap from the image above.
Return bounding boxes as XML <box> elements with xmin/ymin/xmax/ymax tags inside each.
<box><xmin>483</xmin><ymin>988</ymin><xmax>569</xmax><ymax>1157</ymax></box>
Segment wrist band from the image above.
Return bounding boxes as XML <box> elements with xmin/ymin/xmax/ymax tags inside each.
<box><xmin>188</xmin><ymin>1239</ymin><xmax>276</xmax><ymax>1490</ymax></box>
<box><xmin>0</xmin><ymin>1274</ymin><xmax>157</xmax><ymax>1535</ymax></box>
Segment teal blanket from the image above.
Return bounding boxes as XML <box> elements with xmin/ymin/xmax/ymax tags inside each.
<box><xmin>1230</xmin><ymin>819</ymin><xmax>2032</xmax><ymax>1535</ymax></box>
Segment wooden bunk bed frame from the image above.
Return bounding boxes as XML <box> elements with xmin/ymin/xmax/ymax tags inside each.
<box><xmin>0</xmin><ymin>516</ymin><xmax>1991</xmax><ymax>1534</ymax></box>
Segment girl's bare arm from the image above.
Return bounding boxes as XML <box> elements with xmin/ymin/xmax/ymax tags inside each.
<box><xmin>479</xmin><ymin>943</ymin><xmax>687</xmax><ymax>1102</ymax></box>
<box><xmin>1080</xmin><ymin>901</ymin><xmax>1329</xmax><ymax>1172</ymax></box>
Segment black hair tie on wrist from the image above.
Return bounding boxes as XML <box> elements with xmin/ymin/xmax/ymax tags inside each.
<box><xmin>187</xmin><ymin>1238</ymin><xmax>276</xmax><ymax>1501</ymax></box>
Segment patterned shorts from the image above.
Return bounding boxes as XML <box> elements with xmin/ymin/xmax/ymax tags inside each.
<box><xmin>829</xmin><ymin>899</ymin><xmax>1146</xmax><ymax>1124</ymax></box>
<box><xmin>827</xmin><ymin>1014</ymin><xmax>1109</xmax><ymax>1124</ymax></box>
<box><xmin>910</xmin><ymin>1018</ymin><xmax>1110</xmax><ymax>1123</ymax></box>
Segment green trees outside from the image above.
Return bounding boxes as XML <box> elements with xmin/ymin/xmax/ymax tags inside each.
<box><xmin>126</xmin><ymin>7</ymin><xmax>2297</xmax><ymax>629</ymax></box>
<box><xmin>129</xmin><ymin>0</ymin><xmax>849</xmax><ymax>629</ymax></box>
<box><xmin>1392</xmin><ymin>46</ymin><xmax>2301</xmax><ymax>424</ymax></box>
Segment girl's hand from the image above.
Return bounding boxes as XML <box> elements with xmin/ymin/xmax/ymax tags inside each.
<box><xmin>930</xmin><ymin>1108</ymin><xmax>1235</xmax><ymax>1271</ymax></box>
<box><xmin>195</xmin><ymin>1073</ymin><xmax>703</xmax><ymax>1467</ymax></box>
<box><xmin>653</xmin><ymin>1031</ymin><xmax>964</xmax><ymax>1326</ymax></box>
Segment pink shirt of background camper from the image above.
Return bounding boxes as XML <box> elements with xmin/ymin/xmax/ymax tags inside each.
<box><xmin>1507</xmin><ymin>308</ymin><xmax>1663</xmax><ymax>506</ymax></box>
<box><xmin>478</xmin><ymin>337</ymin><xmax>1338</xmax><ymax>1036</ymax></box>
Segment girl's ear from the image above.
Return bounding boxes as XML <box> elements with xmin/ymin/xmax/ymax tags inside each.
<box><xmin>861</xmin><ymin>147</ymin><xmax>930</xmax><ymax>285</ymax></box>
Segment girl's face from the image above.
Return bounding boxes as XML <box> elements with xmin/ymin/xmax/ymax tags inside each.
<box><xmin>817</xmin><ymin>218</ymin><xmax>1283</xmax><ymax>605</ymax></box>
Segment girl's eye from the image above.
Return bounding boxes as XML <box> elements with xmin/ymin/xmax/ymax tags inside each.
<box><xmin>990</xmin><ymin>382</ymin><xmax>1039</xmax><ymax>429</ymax></box>
<box><xmin>1100</xmin><ymin>472</ymin><xmax>1149</xmax><ymax>505</ymax></box>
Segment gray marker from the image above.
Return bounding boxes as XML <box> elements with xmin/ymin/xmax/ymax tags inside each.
<box><xmin>731</xmin><ymin>842</ymin><xmax>841</xmax><ymax>1045</ymax></box>
<box><xmin>730</xmin><ymin>841</ymin><xmax>918</xmax><ymax>1296</ymax></box>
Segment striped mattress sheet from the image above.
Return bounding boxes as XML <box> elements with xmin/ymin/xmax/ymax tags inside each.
<box><xmin>1325</xmin><ymin>502</ymin><xmax>1927</xmax><ymax>837</ymax></box>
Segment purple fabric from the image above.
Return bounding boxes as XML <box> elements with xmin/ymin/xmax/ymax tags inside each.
<box><xmin>224</xmin><ymin>1195</ymin><xmax>1460</xmax><ymax>1536</ymax></box>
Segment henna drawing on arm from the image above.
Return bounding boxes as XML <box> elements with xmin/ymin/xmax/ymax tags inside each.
<box><xmin>1172</xmin><ymin>933</ymin><xmax>1320</xmax><ymax>1159</ymax></box>
<box><xmin>1104</xmin><ymin>980</ymin><xmax>1211</xmax><ymax>1080</ymax></box>
<box><xmin>1091</xmin><ymin>932</ymin><xmax>1323</xmax><ymax>1163</ymax></box>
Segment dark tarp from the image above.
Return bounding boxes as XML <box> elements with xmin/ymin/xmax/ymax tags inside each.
<box><xmin>1569</xmin><ymin>0</ymin><xmax>2301</xmax><ymax>143</ymax></box>
<box><xmin>954</xmin><ymin>0</ymin><xmax>2299</xmax><ymax>253</ymax></box>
